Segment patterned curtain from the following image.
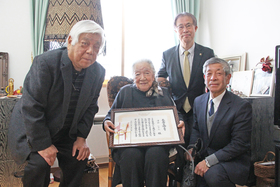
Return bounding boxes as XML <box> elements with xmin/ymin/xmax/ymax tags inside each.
<box><xmin>44</xmin><ymin>0</ymin><xmax>104</xmax><ymax>51</ymax></box>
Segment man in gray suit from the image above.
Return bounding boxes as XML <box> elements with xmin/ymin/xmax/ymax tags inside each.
<box><xmin>157</xmin><ymin>12</ymin><xmax>215</xmax><ymax>147</ymax></box>
<box><xmin>157</xmin><ymin>12</ymin><xmax>214</xmax><ymax>181</ymax></box>
<box><xmin>190</xmin><ymin>57</ymin><xmax>252</xmax><ymax>186</ymax></box>
<box><xmin>8</xmin><ymin>20</ymin><xmax>105</xmax><ymax>187</ymax></box>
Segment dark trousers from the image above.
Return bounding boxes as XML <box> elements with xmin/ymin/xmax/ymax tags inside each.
<box><xmin>172</xmin><ymin>109</ymin><xmax>194</xmax><ymax>182</ymax></box>
<box><xmin>22</xmin><ymin>130</ymin><xmax>87</xmax><ymax>187</ymax></box>
<box><xmin>196</xmin><ymin>164</ymin><xmax>235</xmax><ymax>187</ymax></box>
<box><xmin>22</xmin><ymin>152</ymin><xmax>51</xmax><ymax>187</ymax></box>
<box><xmin>113</xmin><ymin>146</ymin><xmax>170</xmax><ymax>187</ymax></box>
<box><xmin>180</xmin><ymin>108</ymin><xmax>193</xmax><ymax>147</ymax></box>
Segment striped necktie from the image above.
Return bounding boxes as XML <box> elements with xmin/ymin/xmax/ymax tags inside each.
<box><xmin>209</xmin><ymin>99</ymin><xmax>214</xmax><ymax>116</ymax></box>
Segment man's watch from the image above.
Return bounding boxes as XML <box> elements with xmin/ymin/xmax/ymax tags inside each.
<box><xmin>205</xmin><ymin>158</ymin><xmax>211</xmax><ymax>168</ymax></box>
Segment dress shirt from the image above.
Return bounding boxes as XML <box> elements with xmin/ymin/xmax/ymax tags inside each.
<box><xmin>179</xmin><ymin>43</ymin><xmax>195</xmax><ymax>75</ymax></box>
<box><xmin>208</xmin><ymin>90</ymin><xmax>226</xmax><ymax>115</ymax></box>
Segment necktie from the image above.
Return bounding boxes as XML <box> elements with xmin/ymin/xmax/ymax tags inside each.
<box><xmin>183</xmin><ymin>51</ymin><xmax>190</xmax><ymax>86</ymax></box>
<box><xmin>183</xmin><ymin>51</ymin><xmax>191</xmax><ymax>113</ymax></box>
<box><xmin>209</xmin><ymin>99</ymin><xmax>214</xmax><ymax>116</ymax></box>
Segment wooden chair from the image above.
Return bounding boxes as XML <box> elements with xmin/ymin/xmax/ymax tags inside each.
<box><xmin>106</xmin><ymin>76</ymin><xmax>133</xmax><ymax>187</ymax></box>
<box><xmin>106</xmin><ymin>76</ymin><xmax>176</xmax><ymax>187</ymax></box>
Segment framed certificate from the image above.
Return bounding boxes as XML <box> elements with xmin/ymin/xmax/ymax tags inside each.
<box><xmin>109</xmin><ymin>106</ymin><xmax>184</xmax><ymax>148</ymax></box>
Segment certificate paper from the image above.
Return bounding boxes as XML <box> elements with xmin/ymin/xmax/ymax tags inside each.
<box><xmin>109</xmin><ymin>106</ymin><xmax>184</xmax><ymax>148</ymax></box>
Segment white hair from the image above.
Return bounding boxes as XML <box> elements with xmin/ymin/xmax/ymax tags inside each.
<box><xmin>66</xmin><ymin>20</ymin><xmax>105</xmax><ymax>51</ymax></box>
<box><xmin>132</xmin><ymin>59</ymin><xmax>156</xmax><ymax>77</ymax></box>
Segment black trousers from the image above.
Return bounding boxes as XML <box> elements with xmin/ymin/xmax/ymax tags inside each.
<box><xmin>22</xmin><ymin>130</ymin><xmax>87</xmax><ymax>187</ymax></box>
<box><xmin>179</xmin><ymin>108</ymin><xmax>193</xmax><ymax>147</ymax></box>
<box><xmin>172</xmin><ymin>109</ymin><xmax>194</xmax><ymax>182</ymax></box>
<box><xmin>113</xmin><ymin>146</ymin><xmax>170</xmax><ymax>187</ymax></box>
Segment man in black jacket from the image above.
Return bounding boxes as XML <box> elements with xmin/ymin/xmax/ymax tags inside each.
<box><xmin>8</xmin><ymin>20</ymin><xmax>105</xmax><ymax>187</ymax></box>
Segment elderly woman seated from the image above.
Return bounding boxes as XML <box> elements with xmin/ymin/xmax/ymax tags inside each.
<box><xmin>103</xmin><ymin>59</ymin><xmax>184</xmax><ymax>187</ymax></box>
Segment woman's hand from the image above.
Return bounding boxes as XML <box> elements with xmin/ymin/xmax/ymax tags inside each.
<box><xmin>177</xmin><ymin>120</ymin><xmax>185</xmax><ymax>136</ymax></box>
<box><xmin>104</xmin><ymin>120</ymin><xmax>115</xmax><ymax>137</ymax></box>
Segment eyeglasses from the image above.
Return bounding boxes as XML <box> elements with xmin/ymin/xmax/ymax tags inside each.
<box><xmin>176</xmin><ymin>23</ymin><xmax>194</xmax><ymax>31</ymax></box>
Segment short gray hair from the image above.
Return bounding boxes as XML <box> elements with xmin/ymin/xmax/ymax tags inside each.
<box><xmin>67</xmin><ymin>20</ymin><xmax>105</xmax><ymax>50</ymax></box>
<box><xmin>174</xmin><ymin>12</ymin><xmax>197</xmax><ymax>28</ymax></box>
<box><xmin>203</xmin><ymin>57</ymin><xmax>231</xmax><ymax>76</ymax></box>
<box><xmin>132</xmin><ymin>59</ymin><xmax>155</xmax><ymax>77</ymax></box>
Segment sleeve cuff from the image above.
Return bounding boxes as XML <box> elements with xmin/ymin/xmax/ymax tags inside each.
<box><xmin>206</xmin><ymin>154</ymin><xmax>219</xmax><ymax>167</ymax></box>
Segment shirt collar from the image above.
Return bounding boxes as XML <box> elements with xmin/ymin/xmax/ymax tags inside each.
<box><xmin>209</xmin><ymin>90</ymin><xmax>226</xmax><ymax>106</ymax></box>
<box><xmin>179</xmin><ymin>43</ymin><xmax>195</xmax><ymax>56</ymax></box>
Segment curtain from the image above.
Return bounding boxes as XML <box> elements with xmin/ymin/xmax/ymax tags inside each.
<box><xmin>30</xmin><ymin>0</ymin><xmax>49</xmax><ymax>58</ymax></box>
<box><xmin>171</xmin><ymin>0</ymin><xmax>200</xmax><ymax>44</ymax></box>
<box><xmin>43</xmin><ymin>0</ymin><xmax>104</xmax><ymax>52</ymax></box>
<box><xmin>44</xmin><ymin>0</ymin><xmax>103</xmax><ymax>42</ymax></box>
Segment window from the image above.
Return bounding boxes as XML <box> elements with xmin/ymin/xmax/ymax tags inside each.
<box><xmin>98</xmin><ymin>0</ymin><xmax>175</xmax><ymax>80</ymax></box>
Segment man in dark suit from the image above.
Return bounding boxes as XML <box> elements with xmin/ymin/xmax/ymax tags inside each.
<box><xmin>8</xmin><ymin>20</ymin><xmax>105</xmax><ymax>187</ymax></box>
<box><xmin>190</xmin><ymin>57</ymin><xmax>252</xmax><ymax>187</ymax></box>
<box><xmin>157</xmin><ymin>12</ymin><xmax>215</xmax><ymax>147</ymax></box>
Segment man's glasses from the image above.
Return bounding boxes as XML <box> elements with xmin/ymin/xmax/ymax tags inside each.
<box><xmin>176</xmin><ymin>23</ymin><xmax>194</xmax><ymax>31</ymax></box>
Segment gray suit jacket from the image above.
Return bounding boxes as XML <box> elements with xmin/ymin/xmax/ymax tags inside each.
<box><xmin>157</xmin><ymin>43</ymin><xmax>214</xmax><ymax>111</ymax></box>
<box><xmin>191</xmin><ymin>91</ymin><xmax>252</xmax><ymax>185</ymax></box>
<box><xmin>8</xmin><ymin>47</ymin><xmax>105</xmax><ymax>164</ymax></box>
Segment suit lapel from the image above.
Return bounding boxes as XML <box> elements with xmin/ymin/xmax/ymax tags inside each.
<box><xmin>174</xmin><ymin>45</ymin><xmax>185</xmax><ymax>83</ymax></box>
<box><xmin>190</xmin><ymin>43</ymin><xmax>203</xmax><ymax>88</ymax></box>
<box><xmin>201</xmin><ymin>93</ymin><xmax>210</xmax><ymax>140</ymax></box>
<box><xmin>61</xmin><ymin>50</ymin><xmax>72</xmax><ymax>122</ymax></box>
<box><xmin>73</xmin><ymin>62</ymin><xmax>97</xmax><ymax>120</ymax></box>
<box><xmin>209</xmin><ymin>91</ymin><xmax>231</xmax><ymax>142</ymax></box>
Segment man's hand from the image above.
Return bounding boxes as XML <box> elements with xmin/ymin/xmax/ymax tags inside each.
<box><xmin>104</xmin><ymin>120</ymin><xmax>115</xmax><ymax>137</ymax></box>
<box><xmin>177</xmin><ymin>120</ymin><xmax>185</xmax><ymax>136</ymax></box>
<box><xmin>194</xmin><ymin>160</ymin><xmax>209</xmax><ymax>177</ymax></box>
<box><xmin>72</xmin><ymin>137</ymin><xmax>90</xmax><ymax>161</ymax></box>
<box><xmin>38</xmin><ymin>145</ymin><xmax>58</xmax><ymax>166</ymax></box>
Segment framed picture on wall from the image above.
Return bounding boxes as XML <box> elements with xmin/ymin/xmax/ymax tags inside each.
<box><xmin>251</xmin><ymin>66</ymin><xmax>275</xmax><ymax>97</ymax></box>
<box><xmin>220</xmin><ymin>52</ymin><xmax>247</xmax><ymax>73</ymax></box>
<box><xmin>220</xmin><ymin>53</ymin><xmax>247</xmax><ymax>86</ymax></box>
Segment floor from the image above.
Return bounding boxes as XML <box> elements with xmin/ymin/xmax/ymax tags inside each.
<box><xmin>48</xmin><ymin>165</ymin><xmax>251</xmax><ymax>187</ymax></box>
<box><xmin>48</xmin><ymin>164</ymin><xmax>109</xmax><ymax>187</ymax></box>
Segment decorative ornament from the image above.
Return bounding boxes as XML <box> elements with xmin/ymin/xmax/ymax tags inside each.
<box><xmin>258</xmin><ymin>56</ymin><xmax>273</xmax><ymax>73</ymax></box>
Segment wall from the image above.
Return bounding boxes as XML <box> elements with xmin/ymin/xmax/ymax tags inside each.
<box><xmin>197</xmin><ymin>0</ymin><xmax>280</xmax><ymax>70</ymax></box>
<box><xmin>0</xmin><ymin>1</ymin><xmax>32</xmax><ymax>89</ymax></box>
